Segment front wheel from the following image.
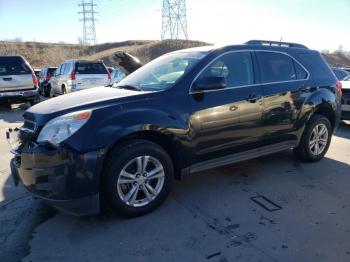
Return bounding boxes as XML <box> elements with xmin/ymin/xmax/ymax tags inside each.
<box><xmin>294</xmin><ymin>114</ymin><xmax>332</xmax><ymax>162</ymax></box>
<box><xmin>102</xmin><ymin>140</ymin><xmax>174</xmax><ymax>217</ymax></box>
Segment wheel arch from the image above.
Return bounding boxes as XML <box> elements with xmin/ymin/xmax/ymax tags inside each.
<box><xmin>102</xmin><ymin>130</ymin><xmax>185</xmax><ymax>180</ymax></box>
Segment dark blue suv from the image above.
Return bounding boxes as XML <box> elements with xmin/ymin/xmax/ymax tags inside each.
<box><xmin>8</xmin><ymin>40</ymin><xmax>342</xmax><ymax>217</ymax></box>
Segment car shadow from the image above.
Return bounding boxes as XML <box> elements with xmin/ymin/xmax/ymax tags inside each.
<box><xmin>0</xmin><ymin>103</ymin><xmax>28</xmax><ymax>124</ymax></box>
<box><xmin>335</xmin><ymin>121</ymin><xmax>350</xmax><ymax>139</ymax></box>
<box><xmin>2</xmin><ymin>149</ymin><xmax>350</xmax><ymax>261</ymax></box>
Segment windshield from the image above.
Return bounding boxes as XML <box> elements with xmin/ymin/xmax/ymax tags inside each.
<box><xmin>116</xmin><ymin>52</ymin><xmax>207</xmax><ymax>91</ymax></box>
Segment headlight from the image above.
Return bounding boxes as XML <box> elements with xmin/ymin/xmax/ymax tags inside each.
<box><xmin>37</xmin><ymin>110</ymin><xmax>91</xmax><ymax>145</ymax></box>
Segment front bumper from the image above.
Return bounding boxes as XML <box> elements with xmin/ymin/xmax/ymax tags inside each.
<box><xmin>8</xmin><ymin>129</ymin><xmax>104</xmax><ymax>216</ymax></box>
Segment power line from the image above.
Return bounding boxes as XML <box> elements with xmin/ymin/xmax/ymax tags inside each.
<box><xmin>161</xmin><ymin>0</ymin><xmax>188</xmax><ymax>40</ymax></box>
<box><xmin>78</xmin><ymin>0</ymin><xmax>98</xmax><ymax>45</ymax></box>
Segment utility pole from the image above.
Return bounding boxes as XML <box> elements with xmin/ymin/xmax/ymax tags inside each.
<box><xmin>78</xmin><ymin>0</ymin><xmax>98</xmax><ymax>45</ymax></box>
<box><xmin>161</xmin><ymin>0</ymin><xmax>188</xmax><ymax>40</ymax></box>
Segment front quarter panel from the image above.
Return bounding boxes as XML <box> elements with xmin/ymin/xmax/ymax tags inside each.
<box><xmin>64</xmin><ymin>93</ymin><xmax>190</xmax><ymax>155</ymax></box>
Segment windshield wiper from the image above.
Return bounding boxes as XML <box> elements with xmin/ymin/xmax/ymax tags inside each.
<box><xmin>116</xmin><ymin>85</ymin><xmax>142</xmax><ymax>91</ymax></box>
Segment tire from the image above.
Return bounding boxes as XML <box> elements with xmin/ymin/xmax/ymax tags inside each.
<box><xmin>294</xmin><ymin>114</ymin><xmax>332</xmax><ymax>162</ymax></box>
<box><xmin>44</xmin><ymin>85</ymin><xmax>51</xmax><ymax>98</ymax></box>
<box><xmin>102</xmin><ymin>140</ymin><xmax>174</xmax><ymax>217</ymax></box>
<box><xmin>62</xmin><ymin>86</ymin><xmax>67</xmax><ymax>95</ymax></box>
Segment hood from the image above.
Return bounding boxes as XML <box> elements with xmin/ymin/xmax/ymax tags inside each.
<box><xmin>25</xmin><ymin>87</ymin><xmax>150</xmax><ymax>124</ymax></box>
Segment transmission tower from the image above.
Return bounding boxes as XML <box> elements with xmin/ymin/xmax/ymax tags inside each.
<box><xmin>78</xmin><ymin>0</ymin><xmax>98</xmax><ymax>45</ymax></box>
<box><xmin>161</xmin><ymin>0</ymin><xmax>188</xmax><ymax>40</ymax></box>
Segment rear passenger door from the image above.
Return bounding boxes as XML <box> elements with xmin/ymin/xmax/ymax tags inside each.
<box><xmin>256</xmin><ymin>51</ymin><xmax>309</xmax><ymax>144</ymax></box>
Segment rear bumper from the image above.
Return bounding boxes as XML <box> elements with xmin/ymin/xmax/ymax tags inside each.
<box><xmin>9</xmin><ymin>137</ymin><xmax>104</xmax><ymax>216</ymax></box>
<box><xmin>0</xmin><ymin>89</ymin><xmax>39</xmax><ymax>103</ymax></box>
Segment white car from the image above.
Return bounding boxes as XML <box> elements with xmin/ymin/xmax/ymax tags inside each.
<box><xmin>341</xmin><ymin>75</ymin><xmax>350</xmax><ymax>120</ymax></box>
<box><xmin>50</xmin><ymin>59</ymin><xmax>110</xmax><ymax>96</ymax></box>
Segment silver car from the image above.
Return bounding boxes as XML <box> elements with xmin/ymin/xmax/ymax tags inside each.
<box><xmin>0</xmin><ymin>56</ymin><xmax>39</xmax><ymax>106</ymax></box>
<box><xmin>50</xmin><ymin>59</ymin><xmax>110</xmax><ymax>96</ymax></box>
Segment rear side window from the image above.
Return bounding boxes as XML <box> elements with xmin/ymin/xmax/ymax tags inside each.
<box><xmin>75</xmin><ymin>62</ymin><xmax>107</xmax><ymax>74</ymax></box>
<box><xmin>0</xmin><ymin>57</ymin><xmax>32</xmax><ymax>76</ymax></box>
<box><xmin>198</xmin><ymin>52</ymin><xmax>254</xmax><ymax>87</ymax></box>
<box><xmin>257</xmin><ymin>52</ymin><xmax>305</xmax><ymax>83</ymax></box>
<box><xmin>293</xmin><ymin>61</ymin><xmax>308</xmax><ymax>79</ymax></box>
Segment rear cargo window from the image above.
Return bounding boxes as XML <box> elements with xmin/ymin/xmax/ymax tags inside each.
<box><xmin>257</xmin><ymin>52</ymin><xmax>297</xmax><ymax>83</ymax></box>
<box><xmin>75</xmin><ymin>62</ymin><xmax>107</xmax><ymax>74</ymax></box>
<box><xmin>0</xmin><ymin>57</ymin><xmax>32</xmax><ymax>76</ymax></box>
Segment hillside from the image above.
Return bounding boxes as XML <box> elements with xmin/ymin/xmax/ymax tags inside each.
<box><xmin>1</xmin><ymin>40</ymin><xmax>349</xmax><ymax>68</ymax></box>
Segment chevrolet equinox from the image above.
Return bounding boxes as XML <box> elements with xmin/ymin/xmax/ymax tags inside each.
<box><xmin>8</xmin><ymin>40</ymin><xmax>342</xmax><ymax>217</ymax></box>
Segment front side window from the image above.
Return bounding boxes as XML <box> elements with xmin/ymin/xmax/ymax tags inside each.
<box><xmin>257</xmin><ymin>52</ymin><xmax>306</xmax><ymax>83</ymax></box>
<box><xmin>116</xmin><ymin>52</ymin><xmax>207</xmax><ymax>91</ymax></box>
<box><xmin>196</xmin><ymin>51</ymin><xmax>254</xmax><ymax>88</ymax></box>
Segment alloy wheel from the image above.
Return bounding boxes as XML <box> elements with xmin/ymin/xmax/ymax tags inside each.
<box><xmin>117</xmin><ymin>156</ymin><xmax>165</xmax><ymax>207</ymax></box>
<box><xmin>309</xmin><ymin>123</ymin><xmax>329</xmax><ymax>156</ymax></box>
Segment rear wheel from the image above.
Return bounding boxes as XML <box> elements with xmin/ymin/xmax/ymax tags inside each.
<box><xmin>294</xmin><ymin>114</ymin><xmax>332</xmax><ymax>162</ymax></box>
<box><xmin>102</xmin><ymin>140</ymin><xmax>173</xmax><ymax>217</ymax></box>
<box><xmin>62</xmin><ymin>86</ymin><xmax>67</xmax><ymax>95</ymax></box>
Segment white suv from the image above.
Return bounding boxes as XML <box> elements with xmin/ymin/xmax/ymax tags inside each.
<box><xmin>50</xmin><ymin>60</ymin><xmax>110</xmax><ymax>96</ymax></box>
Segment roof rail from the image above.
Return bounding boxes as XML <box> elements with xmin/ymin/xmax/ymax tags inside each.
<box><xmin>245</xmin><ymin>40</ymin><xmax>308</xmax><ymax>49</ymax></box>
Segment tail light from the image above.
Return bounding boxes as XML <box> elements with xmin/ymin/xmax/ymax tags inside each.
<box><xmin>70</xmin><ymin>70</ymin><xmax>76</xmax><ymax>80</ymax></box>
<box><xmin>32</xmin><ymin>75</ymin><xmax>39</xmax><ymax>87</ymax></box>
<box><xmin>336</xmin><ymin>80</ymin><xmax>343</xmax><ymax>96</ymax></box>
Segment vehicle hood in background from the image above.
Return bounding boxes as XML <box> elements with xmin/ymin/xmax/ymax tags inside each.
<box><xmin>112</xmin><ymin>51</ymin><xmax>143</xmax><ymax>75</ymax></box>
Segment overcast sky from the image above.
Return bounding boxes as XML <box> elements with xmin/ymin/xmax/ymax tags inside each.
<box><xmin>0</xmin><ymin>0</ymin><xmax>349</xmax><ymax>51</ymax></box>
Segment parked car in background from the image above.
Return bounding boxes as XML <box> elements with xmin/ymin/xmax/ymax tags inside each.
<box><xmin>340</xmin><ymin>75</ymin><xmax>350</xmax><ymax>120</ymax></box>
<box><xmin>8</xmin><ymin>40</ymin><xmax>342</xmax><ymax>217</ymax></box>
<box><xmin>332</xmin><ymin>67</ymin><xmax>350</xmax><ymax>80</ymax></box>
<box><xmin>34</xmin><ymin>68</ymin><xmax>41</xmax><ymax>79</ymax></box>
<box><xmin>39</xmin><ymin>67</ymin><xmax>57</xmax><ymax>97</ymax></box>
<box><xmin>110</xmin><ymin>68</ymin><xmax>126</xmax><ymax>85</ymax></box>
<box><xmin>49</xmin><ymin>59</ymin><xmax>110</xmax><ymax>96</ymax></box>
<box><xmin>106</xmin><ymin>66</ymin><xmax>115</xmax><ymax>74</ymax></box>
<box><xmin>0</xmin><ymin>56</ymin><xmax>39</xmax><ymax>105</ymax></box>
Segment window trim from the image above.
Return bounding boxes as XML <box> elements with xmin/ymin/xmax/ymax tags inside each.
<box><xmin>189</xmin><ymin>50</ymin><xmax>310</xmax><ymax>94</ymax></box>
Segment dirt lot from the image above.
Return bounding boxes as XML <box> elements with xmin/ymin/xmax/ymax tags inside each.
<box><xmin>1</xmin><ymin>102</ymin><xmax>350</xmax><ymax>262</ymax></box>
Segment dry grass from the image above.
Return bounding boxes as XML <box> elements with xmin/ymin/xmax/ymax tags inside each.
<box><xmin>1</xmin><ymin>40</ymin><xmax>349</xmax><ymax>68</ymax></box>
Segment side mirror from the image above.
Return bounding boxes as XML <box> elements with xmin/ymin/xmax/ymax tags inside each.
<box><xmin>192</xmin><ymin>76</ymin><xmax>227</xmax><ymax>92</ymax></box>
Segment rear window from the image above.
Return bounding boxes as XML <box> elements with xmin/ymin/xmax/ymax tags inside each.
<box><xmin>47</xmin><ymin>68</ymin><xmax>57</xmax><ymax>76</ymax></box>
<box><xmin>0</xmin><ymin>57</ymin><xmax>32</xmax><ymax>76</ymax></box>
<box><xmin>75</xmin><ymin>62</ymin><xmax>107</xmax><ymax>74</ymax></box>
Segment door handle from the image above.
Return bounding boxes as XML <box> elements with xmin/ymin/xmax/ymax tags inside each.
<box><xmin>2</xmin><ymin>77</ymin><xmax>12</xmax><ymax>81</ymax></box>
<box><xmin>247</xmin><ymin>93</ymin><xmax>262</xmax><ymax>103</ymax></box>
<box><xmin>230</xmin><ymin>105</ymin><xmax>238</xmax><ymax>111</ymax></box>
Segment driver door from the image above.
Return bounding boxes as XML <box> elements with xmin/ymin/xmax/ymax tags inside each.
<box><xmin>189</xmin><ymin>51</ymin><xmax>264</xmax><ymax>164</ymax></box>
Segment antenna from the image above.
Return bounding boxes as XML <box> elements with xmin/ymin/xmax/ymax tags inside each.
<box><xmin>161</xmin><ymin>0</ymin><xmax>188</xmax><ymax>40</ymax></box>
<box><xmin>78</xmin><ymin>0</ymin><xmax>98</xmax><ymax>45</ymax></box>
